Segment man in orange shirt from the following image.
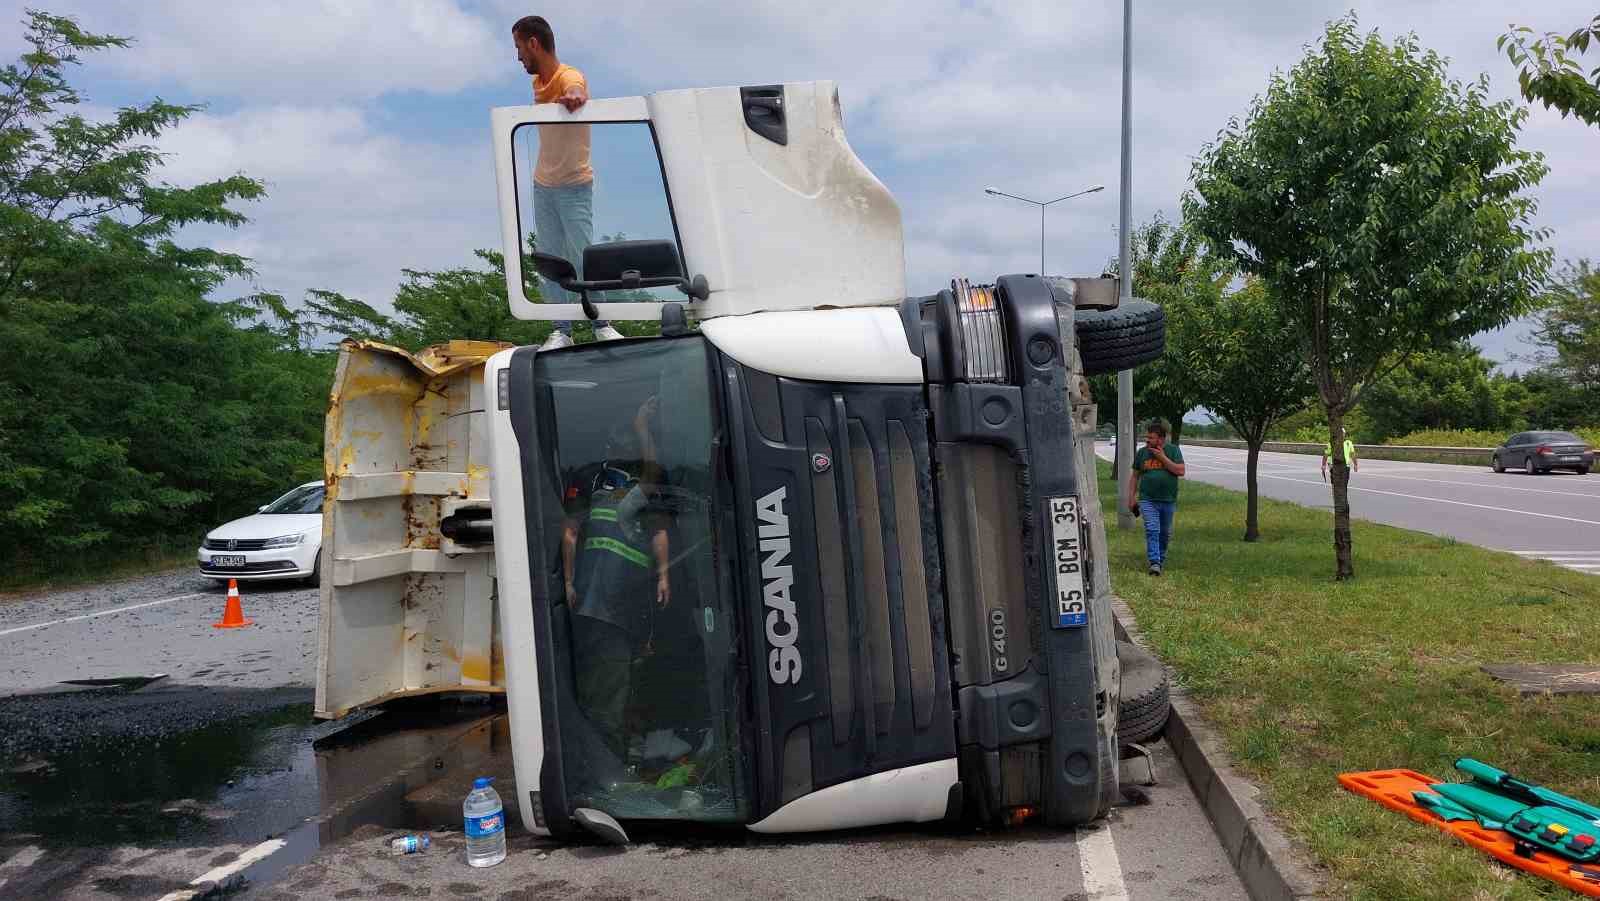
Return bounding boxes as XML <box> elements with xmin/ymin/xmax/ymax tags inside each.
<box><xmin>512</xmin><ymin>16</ymin><xmax>623</xmax><ymax>350</ymax></box>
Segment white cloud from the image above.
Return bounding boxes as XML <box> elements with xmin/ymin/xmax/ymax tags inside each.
<box><xmin>19</xmin><ymin>0</ymin><xmax>505</xmax><ymax>101</ymax></box>
<box><xmin>5</xmin><ymin>0</ymin><xmax>1597</xmax><ymax>364</ymax></box>
<box><xmin>155</xmin><ymin>104</ymin><xmax>499</xmax><ymax>309</ymax></box>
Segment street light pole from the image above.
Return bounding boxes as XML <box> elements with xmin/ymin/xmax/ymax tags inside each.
<box><xmin>1115</xmin><ymin>0</ymin><xmax>1136</xmax><ymax>531</ymax></box>
<box><xmin>983</xmin><ymin>185</ymin><xmax>1105</xmax><ymax>276</ymax></box>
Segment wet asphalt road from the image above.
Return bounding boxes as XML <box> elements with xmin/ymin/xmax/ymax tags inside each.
<box><xmin>1</xmin><ymin>569</ymin><xmax>1249</xmax><ymax>900</ymax></box>
<box><xmin>1101</xmin><ymin>441</ymin><xmax>1600</xmax><ymax>574</ymax></box>
<box><xmin>0</xmin><ymin>569</ymin><xmax>317</xmax><ymax>702</ymax></box>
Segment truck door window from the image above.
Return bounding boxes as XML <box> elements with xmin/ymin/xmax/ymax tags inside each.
<box><xmin>513</xmin><ymin>122</ymin><xmax>683</xmax><ymax>304</ymax></box>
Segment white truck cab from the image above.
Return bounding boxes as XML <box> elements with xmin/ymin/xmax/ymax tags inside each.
<box><xmin>316</xmin><ymin>81</ymin><xmax>1165</xmax><ymax>843</ymax></box>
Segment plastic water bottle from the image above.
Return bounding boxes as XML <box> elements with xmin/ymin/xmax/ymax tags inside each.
<box><xmin>389</xmin><ymin>834</ymin><xmax>430</xmax><ymax>856</ymax></box>
<box><xmin>463</xmin><ymin>776</ymin><xmax>507</xmax><ymax>867</ymax></box>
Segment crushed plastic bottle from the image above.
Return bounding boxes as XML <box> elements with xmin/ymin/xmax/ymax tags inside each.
<box><xmin>463</xmin><ymin>776</ymin><xmax>507</xmax><ymax>868</ymax></box>
<box><xmin>389</xmin><ymin>834</ymin><xmax>430</xmax><ymax>856</ymax></box>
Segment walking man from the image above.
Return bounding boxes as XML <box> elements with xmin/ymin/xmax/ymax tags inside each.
<box><xmin>511</xmin><ymin>15</ymin><xmax>623</xmax><ymax>350</ymax></box>
<box><xmin>1321</xmin><ymin>436</ymin><xmax>1358</xmax><ymax>481</ymax></box>
<box><xmin>1125</xmin><ymin>420</ymin><xmax>1186</xmax><ymax>576</ymax></box>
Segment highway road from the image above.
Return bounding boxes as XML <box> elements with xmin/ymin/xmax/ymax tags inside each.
<box><xmin>1</xmin><ymin>569</ymin><xmax>1247</xmax><ymax>899</ymax></box>
<box><xmin>1100</xmin><ymin>441</ymin><xmax>1600</xmax><ymax>574</ymax></box>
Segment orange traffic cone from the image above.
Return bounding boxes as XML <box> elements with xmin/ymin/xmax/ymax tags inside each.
<box><xmin>212</xmin><ymin>578</ymin><xmax>254</xmax><ymax>628</ymax></box>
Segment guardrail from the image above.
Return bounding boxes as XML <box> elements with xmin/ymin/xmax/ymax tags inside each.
<box><xmin>1175</xmin><ymin>439</ymin><xmax>1493</xmax><ymax>466</ymax></box>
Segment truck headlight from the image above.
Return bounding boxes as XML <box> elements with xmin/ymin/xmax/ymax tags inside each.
<box><xmin>955</xmin><ymin>278</ymin><xmax>1008</xmax><ymax>382</ymax></box>
<box><xmin>263</xmin><ymin>533</ymin><xmax>306</xmax><ymax>548</ymax></box>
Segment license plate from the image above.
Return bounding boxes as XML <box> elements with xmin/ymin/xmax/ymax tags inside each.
<box><xmin>1561</xmin><ymin>456</ymin><xmax>1580</xmax><ymax>462</ymax></box>
<box><xmin>1047</xmin><ymin>496</ymin><xmax>1088</xmax><ymax>628</ymax></box>
<box><xmin>212</xmin><ymin>555</ymin><xmax>246</xmax><ymax>567</ymax></box>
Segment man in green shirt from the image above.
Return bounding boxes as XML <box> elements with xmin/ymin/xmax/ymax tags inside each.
<box><xmin>1321</xmin><ymin>437</ymin><xmax>1358</xmax><ymax>481</ymax></box>
<box><xmin>1125</xmin><ymin>419</ymin><xmax>1186</xmax><ymax>576</ymax></box>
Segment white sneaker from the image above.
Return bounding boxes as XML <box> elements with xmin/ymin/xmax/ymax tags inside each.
<box><xmin>594</xmin><ymin>325</ymin><xmax>625</xmax><ymax>341</ymax></box>
<box><xmin>539</xmin><ymin>330</ymin><xmax>574</xmax><ymax>351</ymax></box>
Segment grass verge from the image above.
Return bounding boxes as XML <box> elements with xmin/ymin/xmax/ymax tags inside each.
<box><xmin>0</xmin><ymin>540</ymin><xmax>195</xmax><ymax>597</ymax></box>
<box><xmin>1097</xmin><ymin>459</ymin><xmax>1600</xmax><ymax>900</ymax></box>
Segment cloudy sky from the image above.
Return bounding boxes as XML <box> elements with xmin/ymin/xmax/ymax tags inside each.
<box><xmin>5</xmin><ymin>1</ymin><xmax>1595</xmax><ymax>364</ymax></box>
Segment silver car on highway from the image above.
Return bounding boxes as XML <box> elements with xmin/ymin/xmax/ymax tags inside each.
<box><xmin>1491</xmin><ymin>431</ymin><xmax>1594</xmax><ymax>475</ymax></box>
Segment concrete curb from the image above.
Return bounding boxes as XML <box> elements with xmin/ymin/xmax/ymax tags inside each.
<box><xmin>1113</xmin><ymin>597</ymin><xmax>1325</xmax><ymax>900</ymax></box>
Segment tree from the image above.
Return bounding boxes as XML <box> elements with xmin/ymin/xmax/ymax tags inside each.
<box><xmin>1500</xmin><ymin>14</ymin><xmax>1600</xmax><ymax>127</ymax></box>
<box><xmin>1360</xmin><ymin>343</ymin><xmax>1525</xmax><ymax>440</ymax></box>
<box><xmin>298</xmin><ymin>244</ymin><xmax>663</xmax><ymax>352</ymax></box>
<box><xmin>0</xmin><ymin>11</ymin><xmax>324</xmax><ymax>579</ymax></box>
<box><xmin>1185</xmin><ymin>15</ymin><xmax>1551</xmax><ymax>579</ymax></box>
<box><xmin>1183</xmin><ymin>279</ymin><xmax>1316</xmax><ymax>541</ymax></box>
<box><xmin>1527</xmin><ymin>260</ymin><xmax>1600</xmax><ymax>402</ymax></box>
<box><xmin>1098</xmin><ymin>215</ymin><xmax>1221</xmax><ymax>444</ymax></box>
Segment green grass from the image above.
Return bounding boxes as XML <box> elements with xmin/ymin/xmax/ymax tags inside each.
<box><xmin>0</xmin><ymin>540</ymin><xmax>195</xmax><ymax>597</ymax></box>
<box><xmin>1098</xmin><ymin>460</ymin><xmax>1600</xmax><ymax>900</ymax></box>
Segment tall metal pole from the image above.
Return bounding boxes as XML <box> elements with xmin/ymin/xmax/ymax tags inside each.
<box><xmin>1040</xmin><ymin>204</ymin><xmax>1047</xmax><ymax>275</ymax></box>
<box><xmin>1115</xmin><ymin>0</ymin><xmax>1136</xmax><ymax>530</ymax></box>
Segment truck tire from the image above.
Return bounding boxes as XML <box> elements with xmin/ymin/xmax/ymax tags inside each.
<box><xmin>1116</xmin><ymin>640</ymin><xmax>1171</xmax><ymax>744</ymax></box>
<box><xmin>1075</xmin><ymin>301</ymin><xmax>1165</xmax><ymax>376</ymax></box>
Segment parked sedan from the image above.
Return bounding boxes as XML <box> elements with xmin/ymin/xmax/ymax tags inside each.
<box><xmin>198</xmin><ymin>481</ymin><xmax>325</xmax><ymax>582</ymax></box>
<box><xmin>1491</xmin><ymin>431</ymin><xmax>1594</xmax><ymax>475</ymax></box>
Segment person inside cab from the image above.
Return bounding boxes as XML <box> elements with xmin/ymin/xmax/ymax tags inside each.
<box><xmin>560</xmin><ymin>396</ymin><xmax>670</xmax><ymax>760</ymax></box>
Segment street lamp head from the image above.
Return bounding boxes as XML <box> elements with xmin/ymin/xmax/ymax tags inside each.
<box><xmin>983</xmin><ymin>188</ymin><xmax>1001</xmax><ymax>196</ymax></box>
<box><xmin>1086</xmin><ymin>185</ymin><xmax>1106</xmax><ymax>194</ymax></box>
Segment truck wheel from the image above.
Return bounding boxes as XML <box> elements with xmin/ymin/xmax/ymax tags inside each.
<box><xmin>1075</xmin><ymin>301</ymin><xmax>1166</xmax><ymax>376</ymax></box>
<box><xmin>1116</xmin><ymin>640</ymin><xmax>1171</xmax><ymax>744</ymax></box>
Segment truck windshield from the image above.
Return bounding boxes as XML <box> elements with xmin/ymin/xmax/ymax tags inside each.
<box><xmin>532</xmin><ymin>336</ymin><xmax>747</xmax><ymax>823</ymax></box>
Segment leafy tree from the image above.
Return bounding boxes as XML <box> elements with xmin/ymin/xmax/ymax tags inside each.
<box><xmin>1182</xmin><ymin>279</ymin><xmax>1316</xmax><ymax>541</ymax></box>
<box><xmin>298</xmin><ymin>244</ymin><xmax>662</xmax><ymax>351</ymax></box>
<box><xmin>1097</xmin><ymin>215</ymin><xmax>1223</xmax><ymax>444</ymax></box>
<box><xmin>1185</xmin><ymin>15</ymin><xmax>1551</xmax><ymax>579</ymax></box>
<box><xmin>0</xmin><ymin>11</ymin><xmax>322</xmax><ymax>580</ymax></box>
<box><xmin>1360</xmin><ymin>343</ymin><xmax>1527</xmax><ymax>440</ymax></box>
<box><xmin>1499</xmin><ymin>14</ymin><xmax>1600</xmax><ymax>127</ymax></box>
<box><xmin>1526</xmin><ymin>260</ymin><xmax>1600</xmax><ymax>403</ymax></box>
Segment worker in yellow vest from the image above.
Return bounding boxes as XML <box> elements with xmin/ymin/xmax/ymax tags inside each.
<box><xmin>1321</xmin><ymin>437</ymin><xmax>1358</xmax><ymax>481</ymax></box>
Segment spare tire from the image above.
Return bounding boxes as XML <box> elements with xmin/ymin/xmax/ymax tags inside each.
<box><xmin>1116</xmin><ymin>639</ymin><xmax>1171</xmax><ymax>744</ymax></box>
<box><xmin>1076</xmin><ymin>301</ymin><xmax>1165</xmax><ymax>376</ymax></box>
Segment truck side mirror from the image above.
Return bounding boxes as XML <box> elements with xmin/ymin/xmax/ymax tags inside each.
<box><xmin>582</xmin><ymin>240</ymin><xmax>684</xmax><ymax>283</ymax></box>
<box><xmin>531</xmin><ymin>251</ymin><xmax>579</xmax><ymax>287</ymax></box>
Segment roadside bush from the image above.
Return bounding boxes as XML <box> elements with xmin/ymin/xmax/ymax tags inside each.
<box><xmin>1386</xmin><ymin>428</ymin><xmax>1600</xmax><ymax>448</ymax></box>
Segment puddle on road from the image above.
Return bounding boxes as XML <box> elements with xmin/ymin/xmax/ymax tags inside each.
<box><xmin>0</xmin><ymin>697</ymin><xmax>511</xmax><ymax>891</ymax></box>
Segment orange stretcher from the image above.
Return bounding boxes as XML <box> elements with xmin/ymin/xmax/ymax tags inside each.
<box><xmin>1339</xmin><ymin>769</ymin><xmax>1600</xmax><ymax>897</ymax></box>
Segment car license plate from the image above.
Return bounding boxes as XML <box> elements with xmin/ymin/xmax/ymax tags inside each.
<box><xmin>1047</xmin><ymin>496</ymin><xmax>1088</xmax><ymax>629</ymax></box>
<box><xmin>213</xmin><ymin>555</ymin><xmax>246</xmax><ymax>567</ymax></box>
<box><xmin>1561</xmin><ymin>455</ymin><xmax>1580</xmax><ymax>462</ymax></box>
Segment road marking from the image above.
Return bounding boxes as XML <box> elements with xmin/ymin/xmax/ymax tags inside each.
<box><xmin>1252</xmin><ymin>474</ymin><xmax>1600</xmax><ymax>527</ymax></box>
<box><xmin>1077</xmin><ymin>824</ymin><xmax>1129</xmax><ymax>900</ymax></box>
<box><xmin>0</xmin><ymin>846</ymin><xmax>46</xmax><ymax>892</ymax></box>
<box><xmin>156</xmin><ymin>838</ymin><xmax>287</xmax><ymax>901</ymax></box>
<box><xmin>0</xmin><ymin>593</ymin><xmax>207</xmax><ymax>638</ymax></box>
<box><xmin>1357</xmin><ymin>472</ymin><xmax>1600</xmax><ymax>499</ymax></box>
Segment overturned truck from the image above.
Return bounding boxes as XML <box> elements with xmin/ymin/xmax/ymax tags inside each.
<box><xmin>316</xmin><ymin>81</ymin><xmax>1167</xmax><ymax>842</ymax></box>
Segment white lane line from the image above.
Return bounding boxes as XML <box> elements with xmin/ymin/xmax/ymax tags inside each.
<box><xmin>156</xmin><ymin>838</ymin><xmax>287</xmax><ymax>901</ymax></box>
<box><xmin>0</xmin><ymin>593</ymin><xmax>206</xmax><ymax>638</ymax></box>
<box><xmin>1077</xmin><ymin>824</ymin><xmax>1129</xmax><ymax>900</ymax></box>
<box><xmin>1357</xmin><ymin>472</ymin><xmax>1600</xmax><ymax>499</ymax></box>
<box><xmin>1252</xmin><ymin>474</ymin><xmax>1600</xmax><ymax>527</ymax></box>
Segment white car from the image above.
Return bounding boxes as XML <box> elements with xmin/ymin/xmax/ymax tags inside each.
<box><xmin>197</xmin><ymin>481</ymin><xmax>325</xmax><ymax>583</ymax></box>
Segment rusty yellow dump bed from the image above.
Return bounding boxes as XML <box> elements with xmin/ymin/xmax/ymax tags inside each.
<box><xmin>315</xmin><ymin>339</ymin><xmax>508</xmax><ymax>718</ymax></box>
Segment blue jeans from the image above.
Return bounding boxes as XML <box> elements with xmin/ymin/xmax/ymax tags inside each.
<box><xmin>1139</xmin><ymin>499</ymin><xmax>1176</xmax><ymax>566</ymax></box>
<box><xmin>533</xmin><ymin>181</ymin><xmax>607</xmax><ymax>333</ymax></box>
